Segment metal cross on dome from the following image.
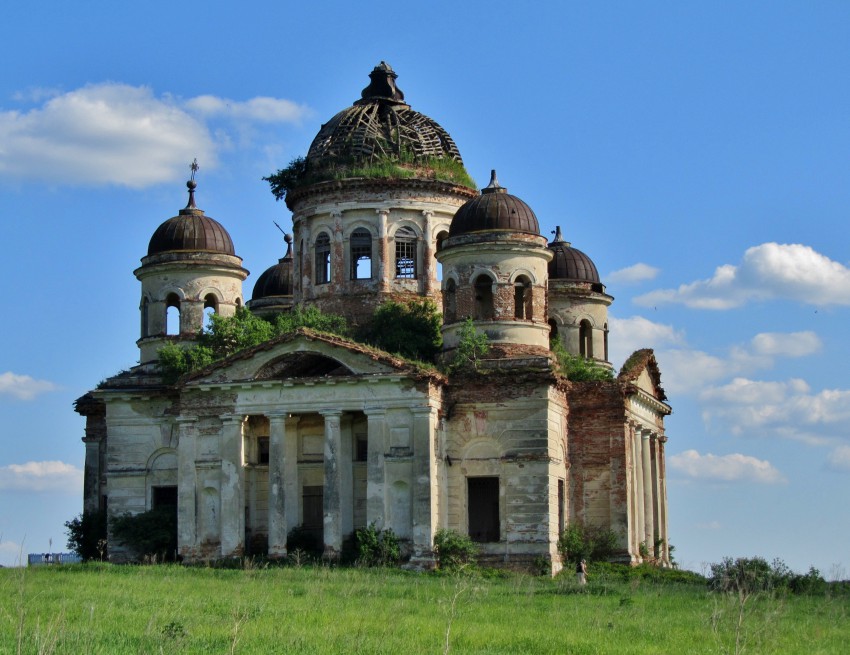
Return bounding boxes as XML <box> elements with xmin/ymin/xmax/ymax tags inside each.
<box><xmin>190</xmin><ymin>158</ymin><xmax>199</xmax><ymax>181</ymax></box>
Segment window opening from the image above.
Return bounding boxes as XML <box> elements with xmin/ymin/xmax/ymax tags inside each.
<box><xmin>604</xmin><ymin>322</ymin><xmax>609</xmax><ymax>362</ymax></box>
<box><xmin>350</xmin><ymin>228</ymin><xmax>372</xmax><ymax>280</ymax></box>
<box><xmin>474</xmin><ymin>275</ymin><xmax>494</xmax><ymax>320</ymax></box>
<box><xmin>468</xmin><ymin>477</ymin><xmax>500</xmax><ymax>542</ymax></box>
<box><xmin>355</xmin><ymin>433</ymin><xmax>368</xmax><ymax>462</ymax></box>
<box><xmin>444</xmin><ymin>279</ymin><xmax>457</xmax><ymax>323</ymax></box>
<box><xmin>257</xmin><ymin>437</ymin><xmax>270</xmax><ymax>465</ymax></box>
<box><xmin>153</xmin><ymin>486</ymin><xmax>178</xmax><ymax>508</ymax></box>
<box><xmin>315</xmin><ymin>232</ymin><xmax>331</xmax><ymax>284</ymax></box>
<box><xmin>579</xmin><ymin>320</ymin><xmax>593</xmax><ymax>359</ymax></box>
<box><xmin>558</xmin><ymin>479</ymin><xmax>565</xmax><ymax>533</ymax></box>
<box><xmin>166</xmin><ymin>294</ymin><xmax>180</xmax><ymax>335</ymax></box>
<box><xmin>302</xmin><ymin>485</ymin><xmax>324</xmax><ymax>543</ymax></box>
<box><xmin>435</xmin><ymin>230</ymin><xmax>449</xmax><ymax>281</ymax></box>
<box><xmin>140</xmin><ymin>298</ymin><xmax>149</xmax><ymax>338</ymax></box>
<box><xmin>202</xmin><ymin>294</ymin><xmax>217</xmax><ymax>331</ymax></box>
<box><xmin>514</xmin><ymin>276</ymin><xmax>532</xmax><ymax>320</ymax></box>
<box><xmin>395</xmin><ymin>226</ymin><xmax>417</xmax><ymax>279</ymax></box>
<box><xmin>548</xmin><ymin>319</ymin><xmax>558</xmax><ymax>340</ymax></box>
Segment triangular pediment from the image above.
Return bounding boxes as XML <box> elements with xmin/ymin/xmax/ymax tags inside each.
<box><xmin>182</xmin><ymin>329</ymin><xmax>436</xmax><ymax>386</ymax></box>
<box><xmin>618</xmin><ymin>348</ymin><xmax>667</xmax><ymax>402</ymax></box>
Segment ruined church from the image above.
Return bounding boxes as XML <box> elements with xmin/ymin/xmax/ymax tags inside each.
<box><xmin>75</xmin><ymin>63</ymin><xmax>672</xmax><ymax>573</ymax></box>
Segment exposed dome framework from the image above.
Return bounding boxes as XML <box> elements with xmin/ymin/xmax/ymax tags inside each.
<box><xmin>305</xmin><ymin>62</ymin><xmax>463</xmax><ymax>169</ymax></box>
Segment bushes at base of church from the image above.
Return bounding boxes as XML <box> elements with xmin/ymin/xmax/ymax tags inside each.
<box><xmin>557</xmin><ymin>523</ymin><xmax>619</xmax><ymax>565</ymax></box>
<box><xmin>433</xmin><ymin>529</ymin><xmax>478</xmax><ymax>570</ymax></box>
<box><xmin>352</xmin><ymin>524</ymin><xmax>401</xmax><ymax>567</ymax></box>
<box><xmin>64</xmin><ymin>509</ymin><xmax>108</xmax><ymax>561</ymax></box>
<box><xmin>111</xmin><ymin>506</ymin><xmax>178</xmax><ymax>562</ymax></box>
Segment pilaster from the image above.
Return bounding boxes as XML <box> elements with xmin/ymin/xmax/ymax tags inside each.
<box><xmin>219</xmin><ymin>414</ymin><xmax>245</xmax><ymax>557</ymax></box>
<box><xmin>176</xmin><ymin>416</ymin><xmax>197</xmax><ymax>558</ymax></box>
<box><xmin>322</xmin><ymin>409</ymin><xmax>343</xmax><ymax>556</ymax></box>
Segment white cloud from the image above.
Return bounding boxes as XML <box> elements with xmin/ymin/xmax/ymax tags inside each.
<box><xmin>609</xmin><ymin>316</ymin><xmax>684</xmax><ymax>370</ymax></box>
<box><xmin>699</xmin><ymin>377</ymin><xmax>850</xmax><ymax>439</ymax></box>
<box><xmin>827</xmin><ymin>445</ymin><xmax>850</xmax><ymax>472</ymax></box>
<box><xmin>0</xmin><ymin>372</ymin><xmax>58</xmax><ymax>400</ymax></box>
<box><xmin>669</xmin><ymin>449</ymin><xmax>786</xmax><ymax>483</ymax></box>
<box><xmin>0</xmin><ymin>461</ymin><xmax>83</xmax><ymax>493</ymax></box>
<box><xmin>0</xmin><ymin>83</ymin><xmax>308</xmax><ymax>188</ymax></box>
<box><xmin>185</xmin><ymin>95</ymin><xmax>309</xmax><ymax>123</ymax></box>
<box><xmin>750</xmin><ymin>331</ymin><xmax>821</xmax><ymax>358</ymax></box>
<box><xmin>652</xmin><ymin>348</ymin><xmax>729</xmax><ymax>394</ymax></box>
<box><xmin>0</xmin><ymin>540</ymin><xmax>26</xmax><ymax>567</ymax></box>
<box><xmin>607</xmin><ymin>263</ymin><xmax>660</xmax><ymax>284</ymax></box>
<box><xmin>635</xmin><ymin>243</ymin><xmax>850</xmax><ymax>309</ymax></box>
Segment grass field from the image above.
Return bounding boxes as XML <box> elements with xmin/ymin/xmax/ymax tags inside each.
<box><xmin>1</xmin><ymin>563</ymin><xmax>847</xmax><ymax>654</ymax></box>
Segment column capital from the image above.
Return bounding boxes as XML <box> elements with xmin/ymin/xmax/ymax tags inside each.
<box><xmin>176</xmin><ymin>415</ymin><xmax>198</xmax><ymax>424</ymax></box>
<box><xmin>219</xmin><ymin>414</ymin><xmax>245</xmax><ymax>425</ymax></box>
<box><xmin>329</xmin><ymin>210</ymin><xmax>343</xmax><ymax>219</ymax></box>
<box><xmin>266</xmin><ymin>411</ymin><xmax>289</xmax><ymax>419</ymax></box>
<box><xmin>375</xmin><ymin>208</ymin><xmax>390</xmax><ymax>216</ymax></box>
<box><xmin>320</xmin><ymin>409</ymin><xmax>343</xmax><ymax>419</ymax></box>
<box><xmin>363</xmin><ymin>406</ymin><xmax>386</xmax><ymax>418</ymax></box>
<box><xmin>421</xmin><ymin>210</ymin><xmax>434</xmax><ymax>218</ymax></box>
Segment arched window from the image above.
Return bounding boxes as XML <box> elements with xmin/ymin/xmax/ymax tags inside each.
<box><xmin>514</xmin><ymin>276</ymin><xmax>532</xmax><ymax>320</ymax></box>
<box><xmin>579</xmin><ymin>319</ymin><xmax>593</xmax><ymax>359</ymax></box>
<box><xmin>395</xmin><ymin>226</ymin><xmax>417</xmax><ymax>279</ymax></box>
<box><xmin>444</xmin><ymin>278</ymin><xmax>457</xmax><ymax>323</ymax></box>
<box><xmin>166</xmin><ymin>293</ymin><xmax>181</xmax><ymax>336</ymax></box>
<box><xmin>435</xmin><ymin>230</ymin><xmax>449</xmax><ymax>281</ymax></box>
<box><xmin>315</xmin><ymin>232</ymin><xmax>331</xmax><ymax>284</ymax></box>
<box><xmin>350</xmin><ymin>228</ymin><xmax>372</xmax><ymax>280</ymax></box>
<box><xmin>474</xmin><ymin>274</ymin><xmax>494</xmax><ymax>320</ymax></box>
<box><xmin>203</xmin><ymin>294</ymin><xmax>217</xmax><ymax>331</ymax></box>
<box><xmin>140</xmin><ymin>298</ymin><xmax>149</xmax><ymax>338</ymax></box>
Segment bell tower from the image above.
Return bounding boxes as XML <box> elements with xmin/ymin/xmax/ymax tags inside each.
<box><xmin>134</xmin><ymin>162</ymin><xmax>248</xmax><ymax>364</ymax></box>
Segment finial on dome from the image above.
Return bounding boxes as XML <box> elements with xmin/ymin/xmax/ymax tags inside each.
<box><xmin>274</xmin><ymin>221</ymin><xmax>294</xmax><ymax>259</ymax></box>
<box><xmin>552</xmin><ymin>226</ymin><xmax>565</xmax><ymax>242</ymax></box>
<box><xmin>482</xmin><ymin>169</ymin><xmax>507</xmax><ymax>194</ymax></box>
<box><xmin>358</xmin><ymin>61</ymin><xmax>405</xmax><ymax>104</ymax></box>
<box><xmin>185</xmin><ymin>158</ymin><xmax>199</xmax><ymax>209</ymax></box>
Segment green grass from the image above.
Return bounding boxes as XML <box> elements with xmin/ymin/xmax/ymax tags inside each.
<box><xmin>1</xmin><ymin>564</ymin><xmax>847</xmax><ymax>654</ymax></box>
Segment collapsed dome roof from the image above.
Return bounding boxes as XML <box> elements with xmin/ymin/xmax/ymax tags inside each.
<box><xmin>252</xmin><ymin>235</ymin><xmax>294</xmax><ymax>300</ymax></box>
<box><xmin>547</xmin><ymin>226</ymin><xmax>600</xmax><ymax>283</ymax></box>
<box><xmin>305</xmin><ymin>62</ymin><xmax>464</xmax><ymax>169</ymax></box>
<box><xmin>147</xmin><ymin>179</ymin><xmax>236</xmax><ymax>256</ymax></box>
<box><xmin>449</xmin><ymin>171</ymin><xmax>540</xmax><ymax>237</ymax></box>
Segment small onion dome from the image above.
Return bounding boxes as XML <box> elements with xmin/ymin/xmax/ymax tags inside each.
<box><xmin>147</xmin><ymin>178</ymin><xmax>236</xmax><ymax>256</ymax></box>
<box><xmin>547</xmin><ymin>226</ymin><xmax>600</xmax><ymax>283</ymax></box>
<box><xmin>252</xmin><ymin>234</ymin><xmax>294</xmax><ymax>300</ymax></box>
<box><xmin>448</xmin><ymin>170</ymin><xmax>540</xmax><ymax>237</ymax></box>
<box><xmin>306</xmin><ymin>62</ymin><xmax>463</xmax><ymax>169</ymax></box>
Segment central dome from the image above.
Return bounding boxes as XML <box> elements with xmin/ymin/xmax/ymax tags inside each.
<box><xmin>305</xmin><ymin>62</ymin><xmax>464</xmax><ymax>170</ymax></box>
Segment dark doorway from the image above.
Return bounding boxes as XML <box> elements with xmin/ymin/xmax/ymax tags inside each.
<box><xmin>302</xmin><ymin>485</ymin><xmax>324</xmax><ymax>543</ymax></box>
<box><xmin>151</xmin><ymin>485</ymin><xmax>178</xmax><ymax>560</ymax></box>
<box><xmin>468</xmin><ymin>477</ymin><xmax>500</xmax><ymax>542</ymax></box>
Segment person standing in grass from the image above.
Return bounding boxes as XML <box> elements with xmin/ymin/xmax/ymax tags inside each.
<box><xmin>576</xmin><ymin>559</ymin><xmax>587</xmax><ymax>585</ymax></box>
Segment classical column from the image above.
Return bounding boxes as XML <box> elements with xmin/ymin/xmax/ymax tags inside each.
<box><xmin>339</xmin><ymin>413</ymin><xmax>354</xmax><ymax>537</ymax></box>
<box><xmin>657</xmin><ymin>435</ymin><xmax>670</xmax><ymax>564</ymax></box>
<box><xmin>298</xmin><ymin>220</ymin><xmax>311</xmax><ymax>301</ymax></box>
<box><xmin>176</xmin><ymin>416</ymin><xmax>198</xmax><ymax>559</ymax></box>
<box><xmin>365</xmin><ymin>407</ymin><xmax>387</xmax><ymax>528</ymax></box>
<box><xmin>321</xmin><ymin>409</ymin><xmax>343</xmax><ymax>556</ymax></box>
<box><xmin>267</xmin><ymin>411</ymin><xmax>288</xmax><ymax>558</ymax></box>
<box><xmin>422</xmin><ymin>210</ymin><xmax>434</xmax><ymax>296</ymax></box>
<box><xmin>641</xmin><ymin>429</ymin><xmax>655</xmax><ymax>558</ymax></box>
<box><xmin>410</xmin><ymin>406</ymin><xmax>438</xmax><ymax>568</ymax></box>
<box><xmin>284</xmin><ymin>415</ymin><xmax>300</xmax><ymax>533</ymax></box>
<box><xmin>219</xmin><ymin>414</ymin><xmax>246</xmax><ymax>557</ymax></box>
<box><xmin>376</xmin><ymin>209</ymin><xmax>390</xmax><ymax>292</ymax></box>
<box><xmin>632</xmin><ymin>424</ymin><xmax>645</xmax><ymax>558</ymax></box>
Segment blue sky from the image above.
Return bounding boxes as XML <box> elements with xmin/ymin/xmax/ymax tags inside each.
<box><xmin>1</xmin><ymin>1</ymin><xmax>848</xmax><ymax>575</ymax></box>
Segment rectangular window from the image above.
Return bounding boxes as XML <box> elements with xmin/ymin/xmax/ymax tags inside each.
<box><xmin>258</xmin><ymin>437</ymin><xmax>270</xmax><ymax>465</ymax></box>
<box><xmin>468</xmin><ymin>477</ymin><xmax>500</xmax><ymax>542</ymax></box>
<box><xmin>394</xmin><ymin>227</ymin><xmax>417</xmax><ymax>279</ymax></box>
<box><xmin>355</xmin><ymin>433</ymin><xmax>368</xmax><ymax>462</ymax></box>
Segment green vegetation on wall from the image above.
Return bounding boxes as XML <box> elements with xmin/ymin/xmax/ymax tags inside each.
<box><xmin>364</xmin><ymin>299</ymin><xmax>442</xmax><ymax>362</ymax></box>
<box><xmin>550</xmin><ymin>338</ymin><xmax>613</xmax><ymax>381</ymax></box>
<box><xmin>264</xmin><ymin>153</ymin><xmax>476</xmax><ymax>201</ymax></box>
